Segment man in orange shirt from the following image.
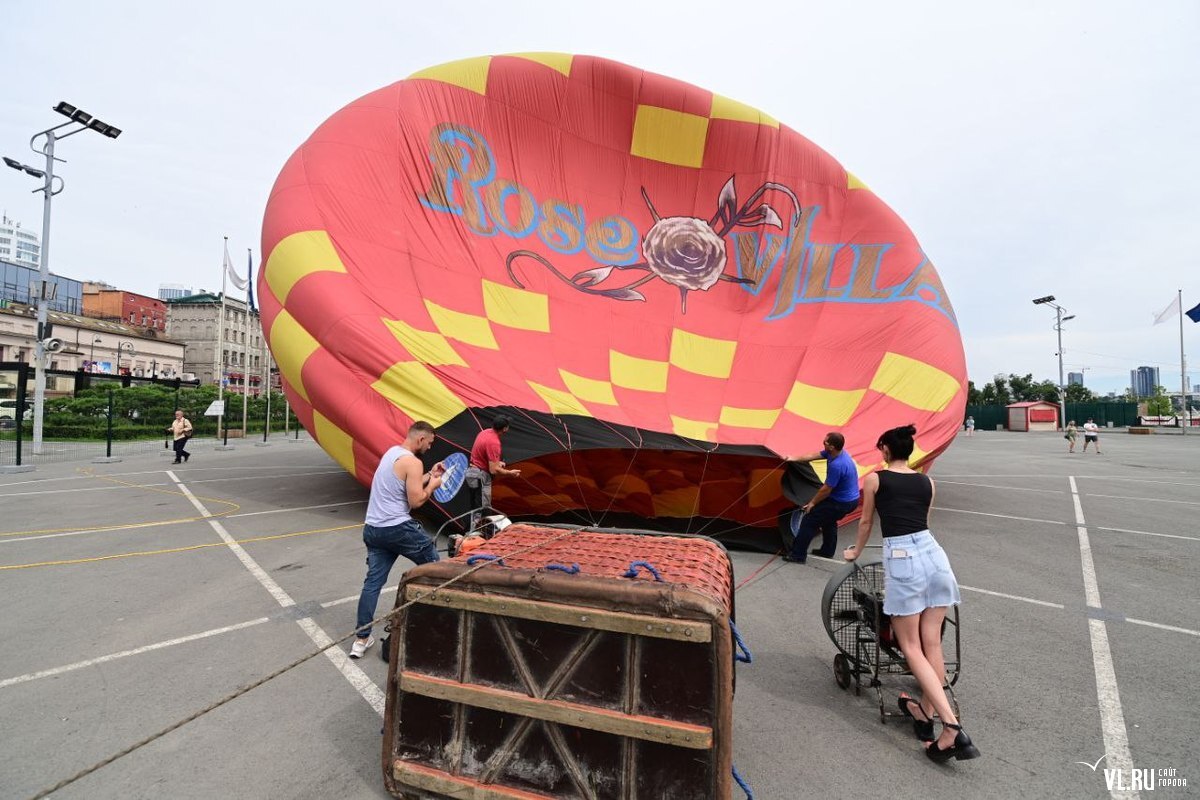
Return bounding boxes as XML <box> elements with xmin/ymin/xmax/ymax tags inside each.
<box><xmin>465</xmin><ymin>415</ymin><xmax>521</xmax><ymax>532</ymax></box>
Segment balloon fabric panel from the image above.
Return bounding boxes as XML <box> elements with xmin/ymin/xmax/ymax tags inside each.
<box><xmin>260</xmin><ymin>53</ymin><xmax>966</xmax><ymax>539</ymax></box>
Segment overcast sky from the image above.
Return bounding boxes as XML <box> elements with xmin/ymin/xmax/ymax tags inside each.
<box><xmin>2</xmin><ymin>1</ymin><xmax>1197</xmax><ymax>394</ymax></box>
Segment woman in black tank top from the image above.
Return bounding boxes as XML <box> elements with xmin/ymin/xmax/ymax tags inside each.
<box><xmin>843</xmin><ymin>425</ymin><xmax>980</xmax><ymax>763</ymax></box>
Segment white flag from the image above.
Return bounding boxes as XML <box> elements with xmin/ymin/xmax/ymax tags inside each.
<box><xmin>224</xmin><ymin>241</ymin><xmax>248</xmax><ymax>291</ymax></box>
<box><xmin>1153</xmin><ymin>295</ymin><xmax>1180</xmax><ymax>325</ymax></box>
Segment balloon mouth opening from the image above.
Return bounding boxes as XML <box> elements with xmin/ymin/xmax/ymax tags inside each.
<box><xmin>424</xmin><ymin>444</ymin><xmax>825</xmax><ymax>553</ymax></box>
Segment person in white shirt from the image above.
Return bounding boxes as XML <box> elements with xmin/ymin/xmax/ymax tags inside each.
<box><xmin>1082</xmin><ymin>419</ymin><xmax>1101</xmax><ymax>453</ymax></box>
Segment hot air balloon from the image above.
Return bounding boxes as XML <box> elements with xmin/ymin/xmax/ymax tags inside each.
<box><xmin>259</xmin><ymin>53</ymin><xmax>966</xmax><ymax>548</ymax></box>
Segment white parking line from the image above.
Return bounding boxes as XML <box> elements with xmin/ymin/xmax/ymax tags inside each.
<box><xmin>321</xmin><ymin>586</ymin><xmax>394</xmax><ymax>609</ymax></box>
<box><xmin>1093</xmin><ymin>526</ymin><xmax>1200</xmax><ymax>543</ymax></box>
<box><xmin>958</xmin><ymin>585</ymin><xmax>1065</xmax><ymax>609</ymax></box>
<box><xmin>1076</xmin><ymin>476</ymin><xmax>1200</xmax><ymax>488</ymax></box>
<box><xmin>168</xmin><ymin>471</ymin><xmax>384</xmax><ymax>716</ymax></box>
<box><xmin>934</xmin><ymin>507</ymin><xmax>1069</xmax><ymax>526</ymax></box>
<box><xmin>0</xmin><ymin>499</ymin><xmax>370</xmax><ymax>546</ymax></box>
<box><xmin>0</xmin><ymin>464</ymin><xmax>331</xmax><ymax>487</ymax></box>
<box><xmin>935</xmin><ymin>507</ymin><xmax>1194</xmax><ymax>544</ymax></box>
<box><xmin>0</xmin><ymin>470</ymin><xmax>348</xmax><ymax>498</ymax></box>
<box><xmin>1125</xmin><ymin>618</ymin><xmax>1200</xmax><ymax>638</ymax></box>
<box><xmin>1085</xmin><ymin>492</ymin><xmax>1200</xmax><ymax>507</ymax></box>
<box><xmin>937</xmin><ymin>480</ymin><xmax>1065</xmax><ymax>494</ymax></box>
<box><xmin>0</xmin><ymin>617</ymin><xmax>270</xmax><ymax>690</ymax></box>
<box><xmin>0</xmin><ymin>485</ymin><xmax>136</xmax><ymax>498</ymax></box>
<box><xmin>0</xmin><ymin>588</ymin><xmax>399</xmax><ymax>691</ymax></box>
<box><xmin>937</xmin><ymin>474</ymin><xmax>1200</xmax><ymax>487</ymax></box>
<box><xmin>1070</xmin><ymin>476</ymin><xmax>1138</xmax><ymax>800</ymax></box>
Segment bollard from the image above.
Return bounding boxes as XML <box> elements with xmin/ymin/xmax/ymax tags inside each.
<box><xmin>255</xmin><ymin>391</ymin><xmax>272</xmax><ymax>447</ymax></box>
<box><xmin>92</xmin><ymin>385</ymin><xmax>122</xmax><ymax>463</ymax></box>
<box><xmin>2</xmin><ymin>362</ymin><xmax>35</xmax><ymax>473</ymax></box>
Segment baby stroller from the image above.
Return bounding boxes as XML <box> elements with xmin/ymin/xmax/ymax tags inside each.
<box><xmin>820</xmin><ymin>553</ymin><xmax>961</xmax><ymax>723</ymax></box>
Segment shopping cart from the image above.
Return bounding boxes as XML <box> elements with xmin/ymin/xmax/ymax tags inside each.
<box><xmin>820</xmin><ymin>552</ymin><xmax>961</xmax><ymax>723</ymax></box>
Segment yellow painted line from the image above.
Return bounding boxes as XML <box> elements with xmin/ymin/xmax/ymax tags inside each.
<box><xmin>0</xmin><ymin>524</ymin><xmax>357</xmax><ymax>571</ymax></box>
<box><xmin>0</xmin><ymin>470</ymin><xmax>240</xmax><ymax>538</ymax></box>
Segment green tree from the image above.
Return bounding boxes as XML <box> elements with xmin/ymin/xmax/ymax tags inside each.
<box><xmin>1006</xmin><ymin>373</ymin><xmax>1035</xmax><ymax>401</ymax></box>
<box><xmin>1146</xmin><ymin>386</ymin><xmax>1174</xmax><ymax>416</ymax></box>
<box><xmin>1064</xmin><ymin>383</ymin><xmax>1096</xmax><ymax>403</ymax></box>
<box><xmin>990</xmin><ymin>377</ymin><xmax>1012</xmax><ymax>406</ymax></box>
<box><xmin>1031</xmin><ymin>380</ymin><xmax>1061</xmax><ymax>402</ymax></box>
<box><xmin>967</xmin><ymin>380</ymin><xmax>982</xmax><ymax>405</ymax></box>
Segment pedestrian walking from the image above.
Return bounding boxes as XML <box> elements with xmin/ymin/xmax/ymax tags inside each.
<box><xmin>1082</xmin><ymin>418</ymin><xmax>1101</xmax><ymax>453</ymax></box>
<box><xmin>1065</xmin><ymin>420</ymin><xmax>1078</xmax><ymax>453</ymax></box>
<box><xmin>168</xmin><ymin>410</ymin><xmax>193</xmax><ymax>464</ymax></box>
<box><xmin>965</xmin><ymin>416</ymin><xmax>975</xmax><ymax>437</ymax></box>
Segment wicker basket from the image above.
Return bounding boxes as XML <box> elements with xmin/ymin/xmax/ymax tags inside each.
<box><xmin>382</xmin><ymin>523</ymin><xmax>737</xmax><ymax>799</ymax></box>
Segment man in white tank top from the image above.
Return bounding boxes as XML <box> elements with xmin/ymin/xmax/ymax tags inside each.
<box><xmin>350</xmin><ymin>421</ymin><xmax>445</xmax><ymax>659</ymax></box>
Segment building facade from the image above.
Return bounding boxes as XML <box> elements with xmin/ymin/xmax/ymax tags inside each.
<box><xmin>0</xmin><ymin>215</ymin><xmax>41</xmax><ymax>269</ymax></box>
<box><xmin>1130</xmin><ymin>366</ymin><xmax>1160</xmax><ymax>399</ymax></box>
<box><xmin>1067</xmin><ymin>371</ymin><xmax>1084</xmax><ymax>386</ymax></box>
<box><xmin>165</xmin><ymin>293</ymin><xmax>272</xmax><ymax>394</ymax></box>
<box><xmin>159</xmin><ymin>283</ymin><xmax>200</xmax><ymax>301</ymax></box>
<box><xmin>0</xmin><ymin>304</ymin><xmax>185</xmax><ymax>392</ymax></box>
<box><xmin>82</xmin><ymin>287</ymin><xmax>168</xmax><ymax>332</ymax></box>
<box><xmin>0</xmin><ymin>259</ymin><xmax>83</xmax><ymax>314</ymax></box>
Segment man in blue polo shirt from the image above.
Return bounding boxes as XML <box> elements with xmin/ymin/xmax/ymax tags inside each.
<box><xmin>783</xmin><ymin>432</ymin><xmax>861</xmax><ymax>563</ymax></box>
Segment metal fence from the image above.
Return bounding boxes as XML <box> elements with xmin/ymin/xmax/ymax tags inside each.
<box><xmin>1</xmin><ymin>361</ymin><xmax>310</xmax><ymax>468</ymax></box>
<box><xmin>964</xmin><ymin>402</ymin><xmax>1140</xmax><ymax>431</ymax></box>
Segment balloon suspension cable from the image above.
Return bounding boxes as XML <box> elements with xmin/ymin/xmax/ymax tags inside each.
<box><xmin>684</xmin><ymin>444</ymin><xmax>717</xmax><ymax>536</ymax></box>
<box><xmin>691</xmin><ymin>458</ymin><xmax>790</xmax><ymax>538</ymax></box>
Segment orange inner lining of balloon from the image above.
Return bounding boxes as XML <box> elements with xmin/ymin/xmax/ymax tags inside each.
<box><xmin>488</xmin><ymin>449</ymin><xmax>799</xmax><ymax>530</ymax></box>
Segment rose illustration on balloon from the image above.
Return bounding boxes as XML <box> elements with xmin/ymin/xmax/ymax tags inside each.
<box><xmin>506</xmin><ymin>176</ymin><xmax>800</xmax><ymax>312</ymax></box>
<box><xmin>642</xmin><ymin>216</ymin><xmax>726</xmax><ymax>292</ymax></box>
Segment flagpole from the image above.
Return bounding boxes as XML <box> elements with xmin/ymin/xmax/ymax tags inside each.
<box><xmin>1180</xmin><ymin>288</ymin><xmax>1187</xmax><ymax>436</ymax></box>
<box><xmin>240</xmin><ymin>249</ymin><xmax>250</xmax><ymax>437</ymax></box>
<box><xmin>216</xmin><ymin>237</ymin><xmax>228</xmax><ymax>442</ymax></box>
<box><xmin>241</xmin><ymin>331</ymin><xmax>249</xmax><ymax>438</ymax></box>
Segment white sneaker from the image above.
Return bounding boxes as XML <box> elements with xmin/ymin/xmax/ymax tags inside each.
<box><xmin>349</xmin><ymin>636</ymin><xmax>375</xmax><ymax>659</ymax></box>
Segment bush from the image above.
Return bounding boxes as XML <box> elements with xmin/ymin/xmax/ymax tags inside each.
<box><xmin>23</xmin><ymin>385</ymin><xmax>293</xmax><ymax>441</ymax></box>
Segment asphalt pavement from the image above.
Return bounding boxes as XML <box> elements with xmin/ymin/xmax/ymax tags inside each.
<box><xmin>0</xmin><ymin>429</ymin><xmax>1196</xmax><ymax>799</ymax></box>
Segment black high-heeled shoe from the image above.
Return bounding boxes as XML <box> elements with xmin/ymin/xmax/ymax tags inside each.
<box><xmin>897</xmin><ymin>694</ymin><xmax>935</xmax><ymax>742</ymax></box>
<box><xmin>925</xmin><ymin>723</ymin><xmax>981</xmax><ymax>762</ymax></box>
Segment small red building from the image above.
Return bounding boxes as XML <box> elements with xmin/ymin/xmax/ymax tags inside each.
<box><xmin>1007</xmin><ymin>401</ymin><xmax>1059</xmax><ymax>432</ymax></box>
<box><xmin>82</xmin><ymin>288</ymin><xmax>167</xmax><ymax>332</ymax></box>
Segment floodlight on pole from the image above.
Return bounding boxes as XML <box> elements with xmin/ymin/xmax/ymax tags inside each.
<box><xmin>3</xmin><ymin>156</ymin><xmax>46</xmax><ymax>179</ymax></box>
<box><xmin>1031</xmin><ymin>295</ymin><xmax>1073</xmax><ymax>429</ymax></box>
<box><xmin>8</xmin><ymin>101</ymin><xmax>122</xmax><ymax>456</ymax></box>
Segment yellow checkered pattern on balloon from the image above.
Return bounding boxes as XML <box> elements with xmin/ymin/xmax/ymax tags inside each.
<box><xmin>313</xmin><ymin>411</ymin><xmax>355</xmax><ymax>474</ymax></box>
<box><xmin>610</xmin><ymin>350</ymin><xmax>668</xmax><ymax>393</ymax></box>
<box><xmin>406</xmin><ymin>54</ymin><xmax>788</xmax><ymax>170</ymax></box>
<box><xmin>669</xmin><ymin>329</ymin><xmax>736</xmax><ymax>379</ymax></box>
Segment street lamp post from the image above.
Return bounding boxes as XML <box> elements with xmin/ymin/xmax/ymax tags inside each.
<box><xmin>4</xmin><ymin>102</ymin><xmax>121</xmax><ymax>455</ymax></box>
<box><xmin>116</xmin><ymin>341</ymin><xmax>135</xmax><ymax>376</ymax></box>
<box><xmin>89</xmin><ymin>335</ymin><xmax>102</xmax><ymax>372</ymax></box>
<box><xmin>1032</xmin><ymin>295</ymin><xmax>1074</xmax><ymax>429</ymax></box>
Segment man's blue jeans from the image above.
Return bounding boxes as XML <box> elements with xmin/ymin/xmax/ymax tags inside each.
<box><xmin>789</xmin><ymin>499</ymin><xmax>858</xmax><ymax>561</ymax></box>
<box><xmin>355</xmin><ymin>519</ymin><xmax>439</xmax><ymax>639</ymax></box>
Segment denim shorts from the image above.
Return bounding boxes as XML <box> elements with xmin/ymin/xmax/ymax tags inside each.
<box><xmin>882</xmin><ymin>530</ymin><xmax>961</xmax><ymax>617</ymax></box>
